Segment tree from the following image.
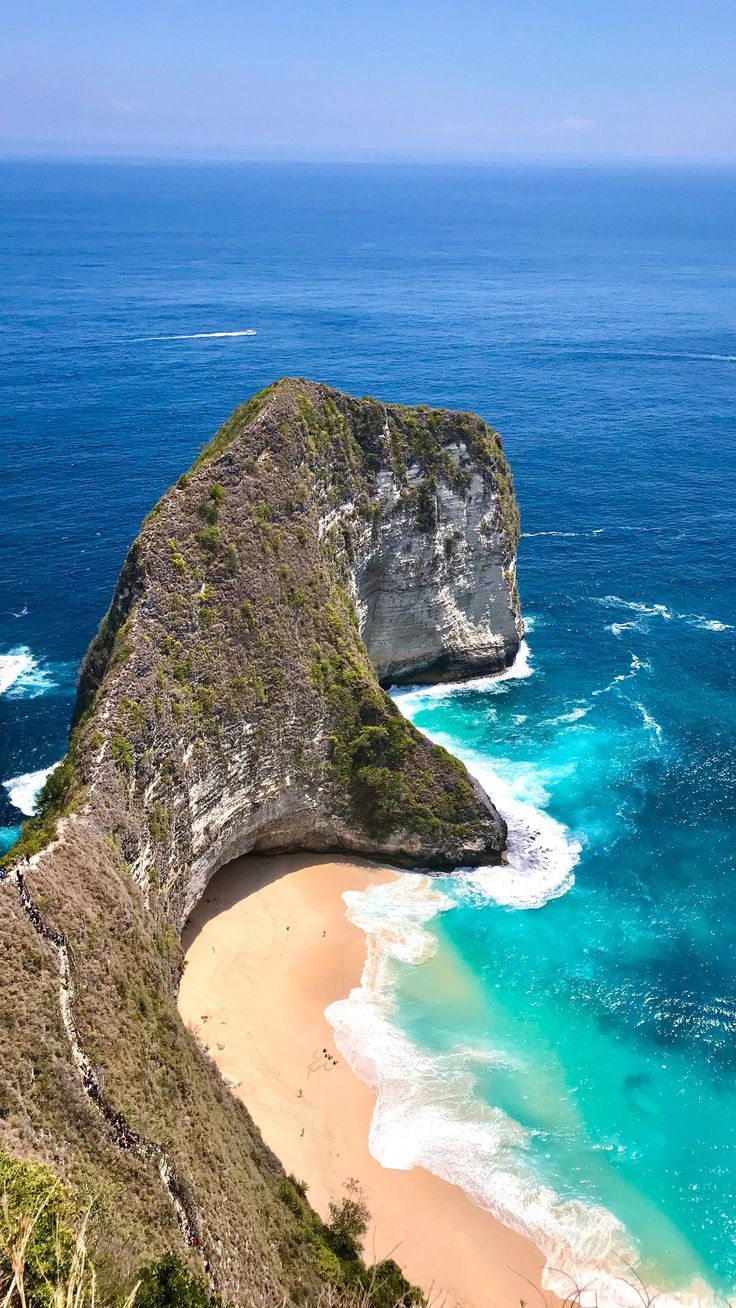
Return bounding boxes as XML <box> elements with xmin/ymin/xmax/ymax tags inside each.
<box><xmin>325</xmin><ymin>1179</ymin><xmax>369</xmax><ymax>1261</ymax></box>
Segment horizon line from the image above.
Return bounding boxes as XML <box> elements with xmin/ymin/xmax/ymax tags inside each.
<box><xmin>2</xmin><ymin>142</ymin><xmax>736</xmax><ymax>171</ymax></box>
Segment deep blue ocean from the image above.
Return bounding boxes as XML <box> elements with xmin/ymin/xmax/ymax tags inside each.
<box><xmin>2</xmin><ymin>161</ymin><xmax>735</xmax><ymax>1301</ymax></box>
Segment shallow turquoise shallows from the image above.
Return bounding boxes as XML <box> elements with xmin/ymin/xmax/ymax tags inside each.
<box><xmin>1</xmin><ymin>161</ymin><xmax>734</xmax><ymax>1300</ymax></box>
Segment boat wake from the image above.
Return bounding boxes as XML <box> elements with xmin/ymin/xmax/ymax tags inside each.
<box><xmin>135</xmin><ymin>329</ymin><xmax>257</xmax><ymax>342</ymax></box>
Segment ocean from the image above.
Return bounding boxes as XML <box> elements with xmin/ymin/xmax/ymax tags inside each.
<box><xmin>1</xmin><ymin>160</ymin><xmax>735</xmax><ymax>1301</ymax></box>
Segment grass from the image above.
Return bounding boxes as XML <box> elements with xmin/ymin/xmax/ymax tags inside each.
<box><xmin>0</xmin><ymin>1167</ymin><xmax>425</xmax><ymax>1308</ymax></box>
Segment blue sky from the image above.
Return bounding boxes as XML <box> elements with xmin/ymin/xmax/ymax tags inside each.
<box><xmin>2</xmin><ymin>0</ymin><xmax>735</xmax><ymax>163</ymax></box>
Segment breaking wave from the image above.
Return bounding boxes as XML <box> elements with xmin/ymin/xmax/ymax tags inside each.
<box><xmin>392</xmin><ymin>640</ymin><xmax>534</xmax><ymax>717</ymax></box>
<box><xmin>0</xmin><ymin>650</ymin><xmax>34</xmax><ymax>695</ymax></box>
<box><xmin>0</xmin><ymin>648</ymin><xmax>58</xmax><ymax>697</ymax></box>
<box><xmin>392</xmin><ymin>647</ymin><xmax>579</xmax><ymax>911</ymax></box>
<box><xmin>436</xmin><ymin>738</ymin><xmax>580</xmax><ymax>909</ymax></box>
<box><xmin>0</xmin><ymin>648</ymin><xmax>74</xmax><ymax>698</ymax></box>
<box><xmin>3</xmin><ymin>762</ymin><xmax>62</xmax><ymax>817</ymax></box>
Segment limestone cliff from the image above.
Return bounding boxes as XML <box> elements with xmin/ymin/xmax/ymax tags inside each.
<box><xmin>0</xmin><ymin>380</ymin><xmax>522</xmax><ymax>1304</ymax></box>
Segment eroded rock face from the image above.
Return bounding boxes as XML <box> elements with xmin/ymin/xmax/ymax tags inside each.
<box><xmin>353</xmin><ymin>438</ymin><xmax>521</xmax><ymax>684</ymax></box>
<box><xmin>2</xmin><ymin>379</ymin><xmax>523</xmax><ymax>1300</ymax></box>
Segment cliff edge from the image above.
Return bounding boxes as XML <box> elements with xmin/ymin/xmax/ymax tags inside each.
<box><xmin>0</xmin><ymin>380</ymin><xmax>522</xmax><ymax>1303</ymax></box>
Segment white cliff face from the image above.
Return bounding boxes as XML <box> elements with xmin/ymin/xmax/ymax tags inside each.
<box><xmin>353</xmin><ymin>444</ymin><xmax>522</xmax><ymax>685</ymax></box>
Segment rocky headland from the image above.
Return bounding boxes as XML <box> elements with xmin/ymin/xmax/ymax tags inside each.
<box><xmin>0</xmin><ymin>379</ymin><xmax>522</xmax><ymax>1302</ymax></box>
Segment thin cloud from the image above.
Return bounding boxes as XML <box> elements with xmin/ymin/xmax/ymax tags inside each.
<box><xmin>109</xmin><ymin>97</ymin><xmax>145</xmax><ymax>117</ymax></box>
<box><xmin>551</xmin><ymin>115</ymin><xmax>595</xmax><ymax>133</ymax></box>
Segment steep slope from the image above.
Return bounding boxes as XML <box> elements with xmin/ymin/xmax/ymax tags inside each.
<box><xmin>0</xmin><ymin>380</ymin><xmax>522</xmax><ymax>1303</ymax></box>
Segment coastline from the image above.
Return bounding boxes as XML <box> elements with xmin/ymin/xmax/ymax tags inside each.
<box><xmin>178</xmin><ymin>853</ymin><xmax>552</xmax><ymax>1308</ymax></box>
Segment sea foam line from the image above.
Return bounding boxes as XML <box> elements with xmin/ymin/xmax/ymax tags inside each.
<box><xmin>598</xmin><ymin>597</ymin><xmax>733</xmax><ymax>634</ymax></box>
<box><xmin>325</xmin><ymin>876</ymin><xmax>704</xmax><ymax>1308</ymax></box>
<box><xmin>436</xmin><ymin>737</ymin><xmax>580</xmax><ymax>909</ymax></box>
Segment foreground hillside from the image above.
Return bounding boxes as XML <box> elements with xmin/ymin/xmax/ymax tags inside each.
<box><xmin>0</xmin><ymin>380</ymin><xmax>521</xmax><ymax>1303</ymax></box>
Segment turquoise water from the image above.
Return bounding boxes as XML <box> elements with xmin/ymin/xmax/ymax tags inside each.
<box><xmin>340</xmin><ymin>599</ymin><xmax>736</xmax><ymax>1302</ymax></box>
<box><xmin>2</xmin><ymin>161</ymin><xmax>735</xmax><ymax>1298</ymax></box>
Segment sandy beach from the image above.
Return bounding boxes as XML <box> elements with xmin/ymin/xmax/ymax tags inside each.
<box><xmin>178</xmin><ymin>853</ymin><xmax>552</xmax><ymax>1308</ymax></box>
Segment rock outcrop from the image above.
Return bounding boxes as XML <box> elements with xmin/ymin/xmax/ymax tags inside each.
<box><xmin>0</xmin><ymin>379</ymin><xmax>522</xmax><ymax>1303</ymax></box>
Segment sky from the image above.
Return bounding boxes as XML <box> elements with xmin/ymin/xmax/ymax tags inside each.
<box><xmin>2</xmin><ymin>0</ymin><xmax>736</xmax><ymax>164</ymax></box>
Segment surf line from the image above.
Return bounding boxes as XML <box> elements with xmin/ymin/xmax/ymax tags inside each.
<box><xmin>134</xmin><ymin>330</ymin><xmax>257</xmax><ymax>342</ymax></box>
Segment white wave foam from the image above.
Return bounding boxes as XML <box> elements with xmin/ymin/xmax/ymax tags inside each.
<box><xmin>593</xmin><ymin>652</ymin><xmax>650</xmax><ymax>698</ymax></box>
<box><xmin>681</xmin><ymin>613</ymin><xmax>734</xmax><ymax>632</ymax></box>
<box><xmin>326</xmin><ymin>877</ymin><xmax>678</xmax><ymax>1308</ymax></box>
<box><xmin>542</xmin><ymin>704</ymin><xmax>591</xmax><ymax>727</ymax></box>
<box><xmin>3</xmin><ymin>761</ymin><xmax>62</xmax><ymax>816</ymax></box>
<box><xmin>2</xmin><ymin>650</ymin><xmax>56</xmax><ymax>698</ymax></box>
<box><xmin>606</xmin><ymin>620</ymin><xmax>641</xmax><ymax>637</ymax></box>
<box><xmin>677</xmin><ymin>352</ymin><xmax>736</xmax><ymax>363</ymax></box>
<box><xmin>136</xmin><ymin>329</ymin><xmax>257</xmax><ymax>341</ymax></box>
<box><xmin>394</xmin><ymin>681</ymin><xmax>579</xmax><ymax>910</ymax></box>
<box><xmin>392</xmin><ymin>642</ymin><xmax>577</xmax><ymax>910</ymax></box>
<box><xmin>0</xmin><ymin>648</ymin><xmax>61</xmax><ymax>698</ymax></box>
<box><xmin>600</xmin><ymin>598</ymin><xmax>733</xmax><ymax>635</ymax></box>
<box><xmin>630</xmin><ymin>654</ymin><xmax>650</xmax><ymax>672</ymax></box>
<box><xmin>633</xmin><ymin>703</ymin><xmax>663</xmax><ymax>741</ymax></box>
<box><xmin>0</xmin><ymin>650</ymin><xmax>34</xmax><ymax>694</ymax></box>
<box><xmin>596</xmin><ymin>596</ymin><xmax>672</xmax><ymax>621</ymax></box>
<box><xmin>392</xmin><ymin>640</ymin><xmax>534</xmax><ymax>716</ymax></box>
<box><xmin>450</xmin><ymin>748</ymin><xmax>580</xmax><ymax>909</ymax></box>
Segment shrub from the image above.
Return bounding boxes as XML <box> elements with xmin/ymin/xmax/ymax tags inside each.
<box><xmin>196</xmin><ymin>526</ymin><xmax>221</xmax><ymax>557</ymax></box>
<box><xmin>250</xmin><ymin>672</ymin><xmax>266</xmax><ymax>705</ymax></box>
<box><xmin>223</xmin><ymin>543</ymin><xmax>239</xmax><ymax>576</ymax></box>
<box><xmin>167</xmin><ymin>539</ymin><xmax>187</xmax><ymax>575</ymax></box>
<box><xmin>111</xmin><ymin>733</ymin><xmax>134</xmax><ymax>775</ymax></box>
<box><xmin>0</xmin><ymin>1152</ymin><xmax>76</xmax><ymax>1306</ymax></box>
<box><xmin>148</xmin><ymin>801</ymin><xmax>170</xmax><ymax>844</ymax></box>
<box><xmin>173</xmin><ymin>659</ymin><xmax>191</xmax><ymax>684</ymax></box>
<box><xmin>133</xmin><ymin>1252</ymin><xmax>222</xmax><ymax>1308</ymax></box>
<box><xmin>357</xmin><ymin>1258</ymin><xmax>425</xmax><ymax>1308</ymax></box>
<box><xmin>307</xmin><ymin>1238</ymin><xmax>341</xmax><ymax>1282</ymax></box>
